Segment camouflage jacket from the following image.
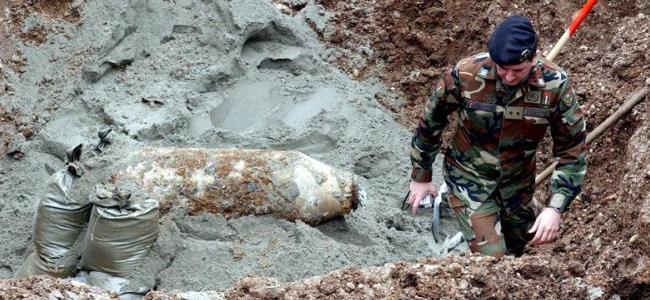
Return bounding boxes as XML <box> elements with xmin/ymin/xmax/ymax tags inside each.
<box><xmin>410</xmin><ymin>52</ymin><xmax>587</xmax><ymax>214</ymax></box>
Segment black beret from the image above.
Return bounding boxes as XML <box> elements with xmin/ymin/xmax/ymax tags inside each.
<box><xmin>488</xmin><ymin>15</ymin><xmax>538</xmax><ymax>66</ymax></box>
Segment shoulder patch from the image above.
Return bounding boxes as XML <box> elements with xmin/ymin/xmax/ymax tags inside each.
<box><xmin>458</xmin><ymin>53</ymin><xmax>489</xmax><ymax>71</ymax></box>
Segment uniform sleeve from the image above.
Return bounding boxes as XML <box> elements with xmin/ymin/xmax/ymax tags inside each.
<box><xmin>410</xmin><ymin>65</ymin><xmax>461</xmax><ymax>182</ymax></box>
<box><xmin>548</xmin><ymin>76</ymin><xmax>587</xmax><ymax>211</ymax></box>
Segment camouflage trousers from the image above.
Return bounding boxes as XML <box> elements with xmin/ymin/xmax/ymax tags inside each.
<box><xmin>446</xmin><ymin>190</ymin><xmax>536</xmax><ymax>257</ymax></box>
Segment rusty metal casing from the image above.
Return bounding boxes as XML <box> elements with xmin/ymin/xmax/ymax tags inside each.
<box><xmin>114</xmin><ymin>148</ymin><xmax>361</xmax><ymax>225</ymax></box>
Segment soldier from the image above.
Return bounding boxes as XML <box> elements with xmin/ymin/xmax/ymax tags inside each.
<box><xmin>408</xmin><ymin>15</ymin><xmax>586</xmax><ymax>257</ymax></box>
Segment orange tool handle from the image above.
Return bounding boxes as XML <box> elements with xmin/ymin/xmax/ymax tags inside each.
<box><xmin>569</xmin><ymin>0</ymin><xmax>598</xmax><ymax>35</ymax></box>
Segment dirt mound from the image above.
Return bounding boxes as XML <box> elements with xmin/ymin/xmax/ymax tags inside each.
<box><xmin>315</xmin><ymin>0</ymin><xmax>648</xmax><ymax>125</ymax></box>
<box><xmin>225</xmin><ymin>254</ymin><xmax>594</xmax><ymax>299</ymax></box>
<box><xmin>0</xmin><ymin>276</ymin><xmax>118</xmax><ymax>299</ymax></box>
<box><xmin>227</xmin><ymin>100</ymin><xmax>650</xmax><ymax>299</ymax></box>
<box><xmin>221</xmin><ymin>98</ymin><xmax>650</xmax><ymax>299</ymax></box>
<box><xmin>282</xmin><ymin>0</ymin><xmax>650</xmax><ymax>297</ymax></box>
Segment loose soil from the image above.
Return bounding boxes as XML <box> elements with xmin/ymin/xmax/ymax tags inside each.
<box><xmin>0</xmin><ymin>275</ymin><xmax>118</xmax><ymax>299</ymax></box>
<box><xmin>268</xmin><ymin>0</ymin><xmax>650</xmax><ymax>298</ymax></box>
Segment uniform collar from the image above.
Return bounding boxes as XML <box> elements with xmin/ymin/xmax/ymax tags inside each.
<box><xmin>478</xmin><ymin>57</ymin><xmax>546</xmax><ymax>89</ymax></box>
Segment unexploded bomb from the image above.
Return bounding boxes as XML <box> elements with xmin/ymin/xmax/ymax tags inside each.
<box><xmin>114</xmin><ymin>148</ymin><xmax>361</xmax><ymax>225</ymax></box>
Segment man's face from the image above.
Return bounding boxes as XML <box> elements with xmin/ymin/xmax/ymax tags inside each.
<box><xmin>495</xmin><ymin>58</ymin><xmax>535</xmax><ymax>86</ymax></box>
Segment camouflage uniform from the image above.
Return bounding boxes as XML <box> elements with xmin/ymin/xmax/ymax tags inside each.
<box><xmin>410</xmin><ymin>52</ymin><xmax>587</xmax><ymax>256</ymax></box>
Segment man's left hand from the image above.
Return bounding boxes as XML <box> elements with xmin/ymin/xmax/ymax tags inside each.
<box><xmin>528</xmin><ymin>207</ymin><xmax>562</xmax><ymax>245</ymax></box>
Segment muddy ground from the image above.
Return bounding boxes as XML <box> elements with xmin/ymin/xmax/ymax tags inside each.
<box><xmin>1</xmin><ymin>0</ymin><xmax>649</xmax><ymax>299</ymax></box>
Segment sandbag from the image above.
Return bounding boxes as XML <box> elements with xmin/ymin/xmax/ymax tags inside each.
<box><xmin>14</xmin><ymin>167</ymin><xmax>90</xmax><ymax>279</ymax></box>
<box><xmin>79</xmin><ymin>189</ymin><xmax>159</xmax><ymax>278</ymax></box>
<box><xmin>13</xmin><ymin>252</ymin><xmax>67</xmax><ymax>278</ymax></box>
<box><xmin>73</xmin><ymin>270</ymin><xmax>152</xmax><ymax>300</ymax></box>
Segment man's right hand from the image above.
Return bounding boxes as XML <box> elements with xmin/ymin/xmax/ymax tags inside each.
<box><xmin>408</xmin><ymin>181</ymin><xmax>438</xmax><ymax>215</ymax></box>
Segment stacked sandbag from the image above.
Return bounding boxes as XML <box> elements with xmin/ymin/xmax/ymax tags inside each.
<box><xmin>79</xmin><ymin>183</ymin><xmax>159</xmax><ymax>278</ymax></box>
<box><xmin>14</xmin><ymin>145</ymin><xmax>90</xmax><ymax>279</ymax></box>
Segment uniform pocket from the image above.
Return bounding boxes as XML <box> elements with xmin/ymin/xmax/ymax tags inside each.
<box><xmin>462</xmin><ymin>99</ymin><xmax>500</xmax><ymax>130</ymax></box>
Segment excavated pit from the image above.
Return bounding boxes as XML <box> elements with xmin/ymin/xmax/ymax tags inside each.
<box><xmin>0</xmin><ymin>0</ymin><xmax>648</xmax><ymax>298</ymax></box>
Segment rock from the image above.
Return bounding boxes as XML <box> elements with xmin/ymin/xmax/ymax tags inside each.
<box><xmin>447</xmin><ymin>263</ymin><xmax>462</xmax><ymax>276</ymax></box>
<box><xmin>458</xmin><ymin>279</ymin><xmax>469</xmax><ymax>290</ymax></box>
<box><xmin>593</xmin><ymin>237</ymin><xmax>602</xmax><ymax>251</ymax></box>
<box><xmin>8</xmin><ymin>133</ymin><xmax>28</xmax><ymax>159</ymax></box>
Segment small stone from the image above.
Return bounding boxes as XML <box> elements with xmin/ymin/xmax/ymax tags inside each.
<box><xmin>11</xmin><ymin>151</ymin><xmax>25</xmax><ymax>160</ymax></box>
<box><xmin>593</xmin><ymin>237</ymin><xmax>602</xmax><ymax>251</ymax></box>
<box><xmin>63</xmin><ymin>291</ymin><xmax>80</xmax><ymax>300</ymax></box>
<box><xmin>20</xmin><ymin>126</ymin><xmax>34</xmax><ymax>138</ymax></box>
<box><xmin>251</xmin><ymin>286</ymin><xmax>284</xmax><ymax>299</ymax></box>
<box><xmin>273</xmin><ymin>2</ymin><xmax>292</xmax><ymax>15</ymax></box>
<box><xmin>602</xmin><ymin>194</ymin><xmax>617</xmax><ymax>203</ymax></box>
<box><xmin>346</xmin><ymin>282</ymin><xmax>355</xmax><ymax>290</ymax></box>
<box><xmin>9</xmin><ymin>133</ymin><xmax>27</xmax><ymax>152</ymax></box>
<box><xmin>458</xmin><ymin>279</ymin><xmax>469</xmax><ymax>290</ymax></box>
<box><xmin>567</xmin><ymin>260</ymin><xmax>586</xmax><ymax>277</ymax></box>
<box><xmin>48</xmin><ymin>289</ymin><xmax>64</xmax><ymax>300</ymax></box>
<box><xmin>447</xmin><ymin>262</ymin><xmax>462</xmax><ymax>275</ymax></box>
